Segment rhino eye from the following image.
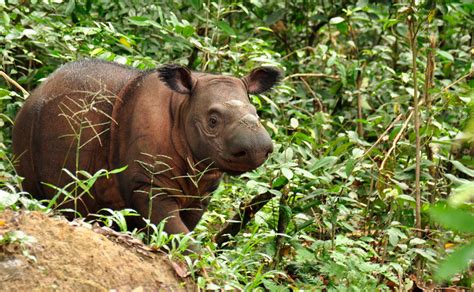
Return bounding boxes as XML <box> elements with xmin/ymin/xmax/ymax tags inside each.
<box><xmin>208</xmin><ymin>116</ymin><xmax>218</xmax><ymax>128</ymax></box>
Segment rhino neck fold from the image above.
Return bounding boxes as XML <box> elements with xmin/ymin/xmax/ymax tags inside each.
<box><xmin>170</xmin><ymin>93</ymin><xmax>223</xmax><ymax>184</ymax></box>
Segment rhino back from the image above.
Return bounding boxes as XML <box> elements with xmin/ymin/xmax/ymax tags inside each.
<box><xmin>13</xmin><ymin>60</ymin><xmax>140</xmax><ymax>210</ymax></box>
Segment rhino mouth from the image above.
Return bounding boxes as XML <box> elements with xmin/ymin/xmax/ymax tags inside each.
<box><xmin>215</xmin><ymin>155</ymin><xmax>264</xmax><ymax>175</ymax></box>
<box><xmin>193</xmin><ymin>121</ymin><xmax>269</xmax><ymax>175</ymax></box>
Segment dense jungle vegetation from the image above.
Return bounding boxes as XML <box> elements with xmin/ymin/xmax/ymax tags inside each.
<box><xmin>1</xmin><ymin>0</ymin><xmax>473</xmax><ymax>290</ymax></box>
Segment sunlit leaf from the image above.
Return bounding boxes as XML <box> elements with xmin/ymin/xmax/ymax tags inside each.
<box><xmin>330</xmin><ymin>16</ymin><xmax>345</xmax><ymax>24</ymax></box>
<box><xmin>0</xmin><ymin>190</ymin><xmax>19</xmax><ymax>208</ymax></box>
<box><xmin>437</xmin><ymin>50</ymin><xmax>454</xmax><ymax>62</ymax></box>
<box><xmin>451</xmin><ymin>160</ymin><xmax>474</xmax><ymax>177</ymax></box>
<box><xmin>281</xmin><ymin>167</ymin><xmax>293</xmax><ymax>180</ymax></box>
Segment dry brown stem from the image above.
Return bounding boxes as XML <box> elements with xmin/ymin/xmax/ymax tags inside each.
<box><xmin>0</xmin><ymin>71</ymin><xmax>29</xmax><ymax>98</ymax></box>
<box><xmin>407</xmin><ymin>14</ymin><xmax>422</xmax><ymax>235</ymax></box>
<box><xmin>283</xmin><ymin>73</ymin><xmax>340</xmax><ymax>81</ymax></box>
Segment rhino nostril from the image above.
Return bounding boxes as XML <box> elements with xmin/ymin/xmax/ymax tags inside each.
<box><xmin>233</xmin><ymin>151</ymin><xmax>247</xmax><ymax>158</ymax></box>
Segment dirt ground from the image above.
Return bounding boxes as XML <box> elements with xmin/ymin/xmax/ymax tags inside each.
<box><xmin>0</xmin><ymin>209</ymin><xmax>194</xmax><ymax>291</ymax></box>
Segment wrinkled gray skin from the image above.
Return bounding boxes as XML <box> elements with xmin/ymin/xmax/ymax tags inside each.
<box><xmin>13</xmin><ymin>59</ymin><xmax>282</xmax><ymax>239</ymax></box>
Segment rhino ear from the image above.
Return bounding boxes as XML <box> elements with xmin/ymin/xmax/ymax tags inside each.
<box><xmin>243</xmin><ymin>66</ymin><xmax>283</xmax><ymax>94</ymax></box>
<box><xmin>158</xmin><ymin>64</ymin><xmax>194</xmax><ymax>94</ymax></box>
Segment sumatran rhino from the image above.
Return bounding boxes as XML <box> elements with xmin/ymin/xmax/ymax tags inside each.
<box><xmin>13</xmin><ymin>59</ymin><xmax>281</xmax><ymax>236</ymax></box>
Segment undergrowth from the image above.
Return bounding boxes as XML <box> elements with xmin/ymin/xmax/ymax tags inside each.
<box><xmin>1</xmin><ymin>0</ymin><xmax>473</xmax><ymax>290</ymax></box>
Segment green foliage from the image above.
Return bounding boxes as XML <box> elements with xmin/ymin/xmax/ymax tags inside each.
<box><xmin>1</xmin><ymin>0</ymin><xmax>473</xmax><ymax>289</ymax></box>
<box><xmin>429</xmin><ymin>203</ymin><xmax>474</xmax><ymax>234</ymax></box>
<box><xmin>42</xmin><ymin>167</ymin><xmax>127</xmax><ymax>218</ymax></box>
<box><xmin>429</xmin><ymin>192</ymin><xmax>474</xmax><ymax>282</ymax></box>
<box><xmin>90</xmin><ymin>208</ymin><xmax>139</xmax><ymax>232</ymax></box>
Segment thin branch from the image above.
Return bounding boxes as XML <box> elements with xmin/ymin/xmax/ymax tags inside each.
<box><xmin>362</xmin><ymin>113</ymin><xmax>403</xmax><ymax>159</ymax></box>
<box><xmin>408</xmin><ymin>13</ymin><xmax>422</xmax><ymax>236</ymax></box>
<box><xmin>380</xmin><ymin>111</ymin><xmax>414</xmax><ymax>172</ymax></box>
<box><xmin>300</xmin><ymin>76</ymin><xmax>324</xmax><ymax>112</ymax></box>
<box><xmin>424</xmin><ymin>34</ymin><xmax>437</xmax><ymax>201</ymax></box>
<box><xmin>430</xmin><ymin>70</ymin><xmax>473</xmax><ymax>101</ymax></box>
<box><xmin>283</xmin><ymin>73</ymin><xmax>340</xmax><ymax>81</ymax></box>
<box><xmin>377</xmin><ymin>68</ymin><xmax>473</xmax><ymax>172</ymax></box>
<box><xmin>355</xmin><ymin>62</ymin><xmax>367</xmax><ymax>137</ymax></box>
<box><xmin>0</xmin><ymin>71</ymin><xmax>30</xmax><ymax>98</ymax></box>
<box><xmin>281</xmin><ymin>46</ymin><xmax>316</xmax><ymax>60</ymax></box>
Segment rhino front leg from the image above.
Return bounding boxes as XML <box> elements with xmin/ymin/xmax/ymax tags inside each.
<box><xmin>181</xmin><ymin>208</ymin><xmax>204</xmax><ymax>231</ymax></box>
<box><xmin>131</xmin><ymin>191</ymin><xmax>190</xmax><ymax>235</ymax></box>
<box><xmin>180</xmin><ymin>198</ymin><xmax>210</xmax><ymax>230</ymax></box>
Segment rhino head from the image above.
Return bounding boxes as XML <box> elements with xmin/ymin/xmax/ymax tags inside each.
<box><xmin>158</xmin><ymin>65</ymin><xmax>282</xmax><ymax>175</ymax></box>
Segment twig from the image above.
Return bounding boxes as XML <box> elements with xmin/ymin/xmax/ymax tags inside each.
<box><xmin>283</xmin><ymin>73</ymin><xmax>340</xmax><ymax>81</ymax></box>
<box><xmin>377</xmin><ymin>68</ymin><xmax>472</xmax><ymax>172</ymax></box>
<box><xmin>362</xmin><ymin>113</ymin><xmax>403</xmax><ymax>159</ymax></box>
<box><xmin>299</xmin><ymin>77</ymin><xmax>324</xmax><ymax>112</ymax></box>
<box><xmin>214</xmin><ymin>191</ymin><xmax>276</xmax><ymax>248</ymax></box>
<box><xmin>425</xmin><ymin>34</ymin><xmax>436</xmax><ymax>201</ymax></box>
<box><xmin>355</xmin><ymin>62</ymin><xmax>367</xmax><ymax>137</ymax></box>
<box><xmin>0</xmin><ymin>71</ymin><xmax>30</xmax><ymax>98</ymax></box>
<box><xmin>430</xmin><ymin>70</ymin><xmax>473</xmax><ymax>101</ymax></box>
<box><xmin>380</xmin><ymin>111</ymin><xmax>414</xmax><ymax>171</ymax></box>
<box><xmin>281</xmin><ymin>46</ymin><xmax>316</xmax><ymax>60</ymax></box>
<box><xmin>408</xmin><ymin>12</ymin><xmax>422</xmax><ymax>236</ymax></box>
<box><xmin>408</xmin><ymin>5</ymin><xmax>423</xmax><ymax>279</ymax></box>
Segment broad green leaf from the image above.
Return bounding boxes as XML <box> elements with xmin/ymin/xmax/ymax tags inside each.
<box><xmin>345</xmin><ymin>158</ymin><xmax>355</xmax><ymax>176</ymax></box>
<box><xmin>450</xmin><ymin>181</ymin><xmax>474</xmax><ymax>206</ymax></box>
<box><xmin>0</xmin><ymin>190</ymin><xmax>20</xmax><ymax>208</ymax></box>
<box><xmin>0</xmin><ymin>88</ymin><xmax>10</xmax><ymax>97</ymax></box>
<box><xmin>90</xmin><ymin>47</ymin><xmax>104</xmax><ymax>56</ymax></box>
<box><xmin>127</xmin><ymin>16</ymin><xmax>151</xmax><ymax>26</ymax></box>
<box><xmin>284</xmin><ymin>148</ymin><xmax>293</xmax><ymax>161</ymax></box>
<box><xmin>429</xmin><ymin>203</ymin><xmax>474</xmax><ymax>233</ymax></box>
<box><xmin>387</xmin><ymin>227</ymin><xmax>407</xmax><ymax>247</ymax></box>
<box><xmin>206</xmin><ymin>283</ymin><xmax>221</xmax><ymax>290</ymax></box>
<box><xmin>437</xmin><ymin>50</ymin><xmax>454</xmax><ymax>62</ymax></box>
<box><xmin>413</xmin><ymin>248</ymin><xmax>437</xmax><ymax>262</ymax></box>
<box><xmin>290</xmin><ymin>117</ymin><xmax>298</xmax><ymax>129</ymax></box>
<box><xmin>451</xmin><ymin>160</ymin><xmax>474</xmax><ymax>177</ymax></box>
<box><xmin>190</xmin><ymin>0</ymin><xmax>202</xmax><ymax>9</ymax></box>
<box><xmin>409</xmin><ymin>238</ymin><xmax>426</xmax><ymax>246</ymax></box>
<box><xmin>2</xmin><ymin>11</ymin><xmax>11</xmax><ymax>26</ymax></box>
<box><xmin>262</xmin><ymin>279</ymin><xmax>288</xmax><ymax>292</ymax></box>
<box><xmin>435</xmin><ymin>241</ymin><xmax>474</xmax><ymax>281</ymax></box>
<box><xmin>351</xmin><ymin>148</ymin><xmax>364</xmax><ymax>159</ymax></box>
<box><xmin>397</xmin><ymin>194</ymin><xmax>416</xmax><ymax>203</ymax></box>
<box><xmin>347</xmin><ymin>131</ymin><xmax>371</xmax><ymax>147</ymax></box>
<box><xmin>392</xmin><ymin>179</ymin><xmax>409</xmax><ymax>191</ymax></box>
<box><xmin>443</xmin><ymin>173</ymin><xmax>471</xmax><ymax>184</ymax></box>
<box><xmin>217</xmin><ymin>21</ymin><xmax>235</xmax><ymax>36</ymax></box>
<box><xmin>294</xmin><ymin>168</ymin><xmax>317</xmax><ymax>179</ymax></box>
<box><xmin>22</xmin><ymin>29</ymin><xmax>37</xmax><ymax>38</ymax></box>
<box><xmin>281</xmin><ymin>167</ymin><xmax>293</xmax><ymax>180</ymax></box>
<box><xmin>272</xmin><ymin>176</ymin><xmax>288</xmax><ymax>189</ymax></box>
<box><xmin>181</xmin><ymin>25</ymin><xmax>195</xmax><ymax>37</ymax></box>
<box><xmin>65</xmin><ymin>0</ymin><xmax>75</xmax><ymax>15</ymax></box>
<box><xmin>330</xmin><ymin>16</ymin><xmax>345</xmax><ymax>24</ymax></box>
<box><xmin>311</xmin><ymin>156</ymin><xmax>338</xmax><ymax>171</ymax></box>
